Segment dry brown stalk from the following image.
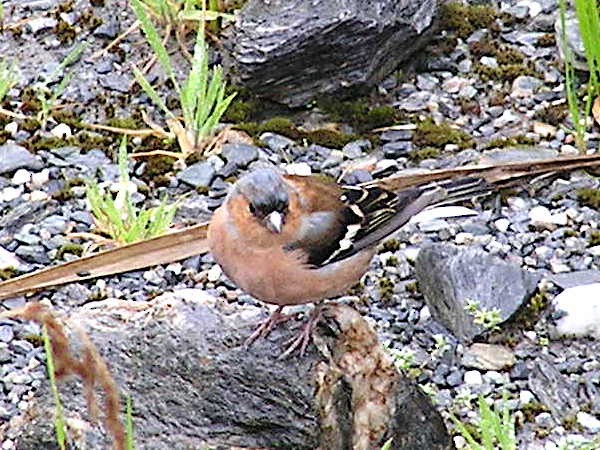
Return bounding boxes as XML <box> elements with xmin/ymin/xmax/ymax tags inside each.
<box><xmin>1</xmin><ymin>303</ymin><xmax>126</xmax><ymax>450</ymax></box>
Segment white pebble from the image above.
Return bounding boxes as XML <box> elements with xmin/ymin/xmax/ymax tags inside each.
<box><xmin>207</xmin><ymin>264</ymin><xmax>222</xmax><ymax>282</ymax></box>
<box><xmin>285</xmin><ymin>162</ymin><xmax>312</xmax><ymax>176</ymax></box>
<box><xmin>464</xmin><ymin>370</ymin><xmax>483</xmax><ymax>385</ymax></box>
<box><xmin>4</xmin><ymin>122</ymin><xmax>18</xmax><ymax>135</ymax></box>
<box><xmin>31</xmin><ymin>169</ymin><xmax>50</xmax><ymax>188</ymax></box>
<box><xmin>519</xmin><ymin>390</ymin><xmax>536</xmax><ymax>405</ymax></box>
<box><xmin>11</xmin><ymin>169</ymin><xmax>31</xmax><ymax>185</ymax></box>
<box><xmin>26</xmin><ymin>190</ymin><xmax>49</xmax><ymax>201</ymax></box>
<box><xmin>553</xmin><ymin>284</ymin><xmax>600</xmax><ymax>339</ymax></box>
<box><xmin>494</xmin><ymin>218</ymin><xmax>510</xmax><ymax>233</ymax></box>
<box><xmin>0</xmin><ymin>186</ymin><xmax>22</xmax><ymax>202</ymax></box>
<box><xmin>50</xmin><ymin>123</ymin><xmax>72</xmax><ymax>139</ymax></box>
<box><xmin>577</xmin><ymin>411</ymin><xmax>600</xmax><ymax>433</ymax></box>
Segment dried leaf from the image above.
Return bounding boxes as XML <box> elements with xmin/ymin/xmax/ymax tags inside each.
<box><xmin>593</xmin><ymin>96</ymin><xmax>600</xmax><ymax>126</ymax></box>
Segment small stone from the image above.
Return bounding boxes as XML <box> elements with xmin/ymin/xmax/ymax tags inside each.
<box><xmin>0</xmin><ymin>144</ymin><xmax>43</xmax><ymax>174</ymax></box>
<box><xmin>0</xmin><ymin>326</ymin><xmax>14</xmax><ymax>343</ymax></box>
<box><xmin>528</xmin><ymin>205</ymin><xmax>553</xmax><ymax>228</ymax></box>
<box><xmin>30</xmin><ymin>169</ymin><xmax>50</xmax><ymax>188</ymax></box>
<box><xmin>207</xmin><ymin>264</ymin><xmax>222</xmax><ymax>282</ymax></box>
<box><xmin>342</xmin><ymin>139</ymin><xmax>371</xmax><ymax>159</ymax></box>
<box><xmin>0</xmin><ymin>187</ymin><xmax>22</xmax><ymax>202</ymax></box>
<box><xmin>285</xmin><ymin>163</ymin><xmax>312</xmax><ymax>176</ymax></box>
<box><xmin>479</xmin><ymin>56</ymin><xmax>498</xmax><ymax>68</ymax></box>
<box><xmin>577</xmin><ymin>412</ymin><xmax>600</xmax><ymax>433</ymax></box>
<box><xmin>464</xmin><ymin>370</ymin><xmax>483</xmax><ymax>385</ymax></box>
<box><xmin>221</xmin><ymin>143</ymin><xmax>259</xmax><ymax>169</ymax></box>
<box><xmin>25</xmin><ymin>17</ymin><xmax>58</xmax><ymax>34</ymax></box>
<box><xmin>494</xmin><ymin>218</ymin><xmax>510</xmax><ymax>233</ymax></box>
<box><xmin>519</xmin><ymin>390</ymin><xmax>536</xmax><ymax>405</ymax></box>
<box><xmin>462</xmin><ymin>343</ymin><xmax>516</xmax><ymax>371</ymax></box>
<box><xmin>11</xmin><ymin>169</ymin><xmax>31</xmax><ymax>185</ymax></box>
<box><xmin>533</xmin><ymin>121</ymin><xmax>557</xmax><ymax>138</ymax></box>
<box><xmin>493</xmin><ymin>110</ymin><xmax>520</xmax><ymax>128</ymax></box>
<box><xmin>4</xmin><ymin>122</ymin><xmax>18</xmax><ymax>135</ymax></box>
<box><xmin>260</xmin><ymin>133</ymin><xmax>295</xmax><ymax>152</ymax></box>
<box><xmin>512</xmin><ymin>75</ymin><xmax>543</xmax><ymax>98</ymax></box>
<box><xmin>177</xmin><ymin>161</ymin><xmax>216</xmax><ymax>188</ymax></box>
<box><xmin>553</xmin><ymin>283</ymin><xmax>600</xmax><ymax>339</ymax></box>
<box><xmin>50</xmin><ymin>123</ymin><xmax>72</xmax><ymax>139</ymax></box>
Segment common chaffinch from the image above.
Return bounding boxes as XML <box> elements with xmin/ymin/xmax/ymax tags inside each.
<box><xmin>207</xmin><ymin>167</ymin><xmax>490</xmax><ymax>355</ymax></box>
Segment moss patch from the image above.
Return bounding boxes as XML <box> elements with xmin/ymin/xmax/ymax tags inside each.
<box><xmin>0</xmin><ymin>267</ymin><xmax>17</xmax><ymax>281</ymax></box>
<box><xmin>235</xmin><ymin>117</ymin><xmax>358</xmax><ymax>149</ymax></box>
<box><xmin>534</xmin><ymin>103</ymin><xmax>568</xmax><ymax>126</ymax></box>
<box><xmin>439</xmin><ymin>2</ymin><xmax>501</xmax><ymax>39</ymax></box>
<box><xmin>577</xmin><ymin>188</ymin><xmax>600</xmax><ymax>209</ymax></box>
<box><xmin>485</xmin><ymin>135</ymin><xmax>536</xmax><ymax>149</ymax></box>
<box><xmin>413</xmin><ymin>118</ymin><xmax>474</xmax><ymax>150</ymax></box>
<box><xmin>589</xmin><ymin>231</ymin><xmax>600</xmax><ymax>246</ymax></box>
<box><xmin>317</xmin><ymin>97</ymin><xmax>401</xmax><ymax>134</ymax></box>
<box><xmin>56</xmin><ymin>243</ymin><xmax>84</xmax><ymax>259</ymax></box>
<box><xmin>378</xmin><ymin>277</ymin><xmax>395</xmax><ymax>302</ymax></box>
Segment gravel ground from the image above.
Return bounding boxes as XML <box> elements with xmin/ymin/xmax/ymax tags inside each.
<box><xmin>1</xmin><ymin>0</ymin><xmax>600</xmax><ymax>449</ymax></box>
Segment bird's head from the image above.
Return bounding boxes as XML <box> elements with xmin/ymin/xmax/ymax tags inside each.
<box><xmin>227</xmin><ymin>168</ymin><xmax>290</xmax><ymax>235</ymax></box>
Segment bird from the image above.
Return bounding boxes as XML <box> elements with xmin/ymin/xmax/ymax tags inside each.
<box><xmin>207</xmin><ymin>167</ymin><xmax>496</xmax><ymax>356</ymax></box>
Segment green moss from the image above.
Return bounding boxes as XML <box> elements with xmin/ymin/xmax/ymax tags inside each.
<box><xmin>410</xmin><ymin>147</ymin><xmax>441</xmax><ymax>161</ymax></box>
<box><xmin>52</xmin><ymin>177</ymin><xmax>85</xmax><ymax>201</ymax></box>
<box><xmin>405</xmin><ymin>281</ymin><xmax>419</xmax><ymax>295</ymax></box>
<box><xmin>474</xmin><ymin>63</ymin><xmax>538</xmax><ymax>82</ymax></box>
<box><xmin>0</xmin><ymin>267</ymin><xmax>17</xmax><ymax>281</ymax></box>
<box><xmin>485</xmin><ymin>135</ymin><xmax>536</xmax><ymax>148</ymax></box>
<box><xmin>30</xmin><ymin>131</ymin><xmax>113</xmax><ymax>153</ymax></box>
<box><xmin>141</xmin><ymin>155</ymin><xmax>176</xmax><ymax>186</ymax></box>
<box><xmin>521</xmin><ymin>401</ymin><xmax>548</xmax><ymax>423</ymax></box>
<box><xmin>439</xmin><ymin>2</ymin><xmax>500</xmax><ymax>39</ymax></box>
<box><xmin>589</xmin><ymin>231</ymin><xmax>600</xmax><ymax>246</ymax></box>
<box><xmin>56</xmin><ymin>243</ymin><xmax>84</xmax><ymax>259</ymax></box>
<box><xmin>378</xmin><ymin>277</ymin><xmax>395</xmax><ymax>302</ymax></box>
<box><xmin>384</xmin><ymin>256</ymin><xmax>399</xmax><ymax>267</ymax></box>
<box><xmin>106</xmin><ymin>116</ymin><xmax>145</xmax><ymax>130</ymax></box>
<box><xmin>317</xmin><ymin>97</ymin><xmax>401</xmax><ymax>134</ymax></box>
<box><xmin>562</xmin><ymin>414</ymin><xmax>582</xmax><ymax>432</ymax></box>
<box><xmin>578</xmin><ymin>188</ymin><xmax>600</xmax><ymax>209</ymax></box>
<box><xmin>55</xmin><ymin>19</ymin><xmax>76</xmax><ymax>44</ymax></box>
<box><xmin>381</xmin><ymin>239</ymin><xmax>401</xmax><ymax>252</ymax></box>
<box><xmin>534</xmin><ymin>104</ymin><xmax>568</xmax><ymax>126</ymax></box>
<box><xmin>236</xmin><ymin>117</ymin><xmax>358</xmax><ymax>149</ymax></box>
<box><xmin>20</xmin><ymin>87</ymin><xmax>42</xmax><ymax>114</ymax></box>
<box><xmin>537</xmin><ymin>33</ymin><xmax>556</xmax><ymax>47</ymax></box>
<box><xmin>23</xmin><ymin>333</ymin><xmax>44</xmax><ymax>347</ymax></box>
<box><xmin>413</xmin><ymin>118</ymin><xmax>473</xmax><ymax>150</ymax></box>
<box><xmin>563</xmin><ymin>229</ymin><xmax>578</xmax><ymax>238</ymax></box>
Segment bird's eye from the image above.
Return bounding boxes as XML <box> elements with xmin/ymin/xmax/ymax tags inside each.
<box><xmin>248</xmin><ymin>203</ymin><xmax>256</xmax><ymax>214</ymax></box>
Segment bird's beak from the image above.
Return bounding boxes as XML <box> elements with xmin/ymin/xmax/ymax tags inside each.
<box><xmin>264</xmin><ymin>211</ymin><xmax>283</xmax><ymax>234</ymax></box>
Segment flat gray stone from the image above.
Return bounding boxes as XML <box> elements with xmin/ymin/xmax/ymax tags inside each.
<box><xmin>415</xmin><ymin>243</ymin><xmax>540</xmax><ymax>342</ymax></box>
<box><xmin>0</xmin><ymin>144</ymin><xmax>43</xmax><ymax>175</ymax></box>
<box><xmin>177</xmin><ymin>161</ymin><xmax>217</xmax><ymax>188</ymax></box>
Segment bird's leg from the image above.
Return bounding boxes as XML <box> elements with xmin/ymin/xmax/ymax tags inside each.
<box><xmin>279</xmin><ymin>303</ymin><xmax>324</xmax><ymax>359</ymax></box>
<box><xmin>244</xmin><ymin>305</ymin><xmax>291</xmax><ymax>348</ymax></box>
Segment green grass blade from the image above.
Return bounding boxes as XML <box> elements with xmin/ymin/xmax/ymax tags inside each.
<box><xmin>450</xmin><ymin>413</ymin><xmax>482</xmax><ymax>450</ymax></box>
<box><xmin>43</xmin><ymin>325</ymin><xmax>67</xmax><ymax>450</ymax></box>
<box><xmin>478</xmin><ymin>397</ymin><xmax>494</xmax><ymax>449</ymax></box>
<box><xmin>130</xmin><ymin>0</ymin><xmax>179</xmax><ymax>92</ymax></box>
<box><xmin>132</xmin><ymin>66</ymin><xmax>175</xmax><ymax>118</ymax></box>
<box><xmin>125</xmin><ymin>396</ymin><xmax>135</xmax><ymax>450</ymax></box>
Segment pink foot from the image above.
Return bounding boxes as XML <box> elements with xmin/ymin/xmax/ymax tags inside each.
<box><xmin>279</xmin><ymin>304</ymin><xmax>323</xmax><ymax>359</ymax></box>
<box><xmin>244</xmin><ymin>306</ymin><xmax>291</xmax><ymax>348</ymax></box>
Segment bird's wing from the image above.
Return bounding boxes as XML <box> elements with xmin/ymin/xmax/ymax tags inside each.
<box><xmin>282</xmin><ymin>174</ymin><xmax>490</xmax><ymax>267</ymax></box>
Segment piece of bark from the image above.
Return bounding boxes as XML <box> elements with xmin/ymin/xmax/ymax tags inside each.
<box><xmin>4</xmin><ymin>294</ymin><xmax>454</xmax><ymax>450</ymax></box>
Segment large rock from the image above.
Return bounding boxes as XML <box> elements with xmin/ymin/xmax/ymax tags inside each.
<box><xmin>224</xmin><ymin>0</ymin><xmax>438</xmax><ymax>107</ymax></box>
<box><xmin>5</xmin><ymin>294</ymin><xmax>454</xmax><ymax>450</ymax></box>
<box><xmin>415</xmin><ymin>243</ymin><xmax>540</xmax><ymax>342</ymax></box>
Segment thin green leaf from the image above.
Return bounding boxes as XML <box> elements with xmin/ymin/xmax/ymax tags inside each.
<box><xmin>125</xmin><ymin>396</ymin><xmax>135</xmax><ymax>450</ymax></box>
<box><xmin>132</xmin><ymin>66</ymin><xmax>175</xmax><ymax>118</ymax></box>
<box><xmin>130</xmin><ymin>0</ymin><xmax>179</xmax><ymax>92</ymax></box>
<box><xmin>43</xmin><ymin>325</ymin><xmax>67</xmax><ymax>450</ymax></box>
